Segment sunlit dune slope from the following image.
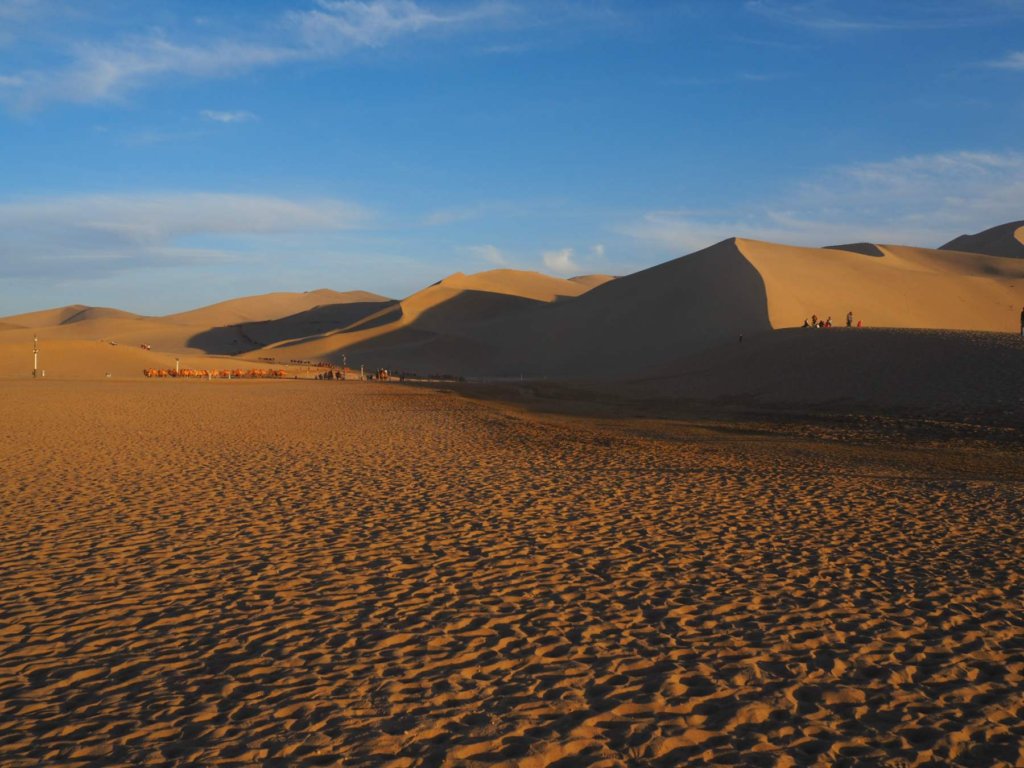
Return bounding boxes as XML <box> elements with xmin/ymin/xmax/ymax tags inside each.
<box><xmin>941</xmin><ymin>220</ymin><xmax>1024</xmax><ymax>259</ymax></box>
<box><xmin>738</xmin><ymin>238</ymin><xmax>1024</xmax><ymax>332</ymax></box>
<box><xmin>1</xmin><ymin>304</ymin><xmax>141</xmax><ymax>328</ymax></box>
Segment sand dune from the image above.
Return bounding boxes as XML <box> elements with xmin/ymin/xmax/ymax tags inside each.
<box><xmin>569</xmin><ymin>274</ymin><xmax>616</xmax><ymax>289</ymax></box>
<box><xmin>3</xmin><ymin>224</ymin><xmax>1023</xmax><ymax>394</ymax></box>
<box><xmin>253</xmin><ymin>236</ymin><xmax>1023</xmax><ymax>381</ymax></box>
<box><xmin>739</xmin><ymin>238</ymin><xmax>1024</xmax><ymax>333</ymax></box>
<box><xmin>941</xmin><ymin>220</ymin><xmax>1024</xmax><ymax>259</ymax></box>
<box><xmin>1</xmin><ymin>304</ymin><xmax>139</xmax><ymax>328</ymax></box>
<box><xmin>1</xmin><ymin>381</ymin><xmax>1020</xmax><ymax>765</ymax></box>
<box><xmin>257</xmin><ymin>269</ymin><xmax>603</xmax><ymax>369</ymax></box>
<box><xmin>160</xmin><ymin>288</ymin><xmax>388</xmax><ymax>327</ymax></box>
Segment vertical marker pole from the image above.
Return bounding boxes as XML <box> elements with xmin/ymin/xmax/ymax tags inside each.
<box><xmin>33</xmin><ymin>335</ymin><xmax>38</xmax><ymax>378</ymax></box>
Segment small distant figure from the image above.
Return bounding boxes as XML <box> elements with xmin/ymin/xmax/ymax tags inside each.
<box><xmin>825</xmin><ymin>316</ymin><xmax>832</xmax><ymax>328</ymax></box>
<box><xmin>846</xmin><ymin>311</ymin><xmax>853</xmax><ymax>328</ymax></box>
<box><xmin>802</xmin><ymin>318</ymin><xmax>809</xmax><ymax>328</ymax></box>
<box><xmin>811</xmin><ymin>314</ymin><xmax>818</xmax><ymax>328</ymax></box>
<box><xmin>857</xmin><ymin>319</ymin><xmax>862</xmax><ymax>328</ymax></box>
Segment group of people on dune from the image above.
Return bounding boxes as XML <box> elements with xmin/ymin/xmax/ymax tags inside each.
<box><xmin>803</xmin><ymin>311</ymin><xmax>860</xmax><ymax>329</ymax></box>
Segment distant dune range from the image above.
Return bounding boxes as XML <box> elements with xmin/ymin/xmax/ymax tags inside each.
<box><xmin>2</xmin><ymin>223</ymin><xmax>1022</xmax><ymax>414</ymax></box>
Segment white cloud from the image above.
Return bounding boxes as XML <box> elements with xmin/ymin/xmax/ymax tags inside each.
<box><xmin>622</xmin><ymin>150</ymin><xmax>1024</xmax><ymax>253</ymax></box>
<box><xmin>0</xmin><ymin>192</ymin><xmax>372</xmax><ymax>278</ymax></box>
<box><xmin>592</xmin><ymin>243</ymin><xmax>605</xmax><ymax>259</ymax></box>
<box><xmin>9</xmin><ymin>37</ymin><xmax>297</xmax><ymax>110</ymax></box>
<box><xmin>292</xmin><ymin>0</ymin><xmax>510</xmax><ymax>51</ymax></box>
<box><xmin>3</xmin><ymin>1</ymin><xmax>513</xmax><ymax>110</ymax></box>
<box><xmin>201</xmin><ymin>109</ymin><xmax>257</xmax><ymax>123</ymax></box>
<box><xmin>542</xmin><ymin>247</ymin><xmax>580</xmax><ymax>275</ymax></box>
<box><xmin>988</xmin><ymin>51</ymin><xmax>1024</xmax><ymax>70</ymax></box>
<box><xmin>465</xmin><ymin>244</ymin><xmax>507</xmax><ymax>265</ymax></box>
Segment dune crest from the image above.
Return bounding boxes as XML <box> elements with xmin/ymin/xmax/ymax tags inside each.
<box><xmin>940</xmin><ymin>219</ymin><xmax>1024</xmax><ymax>259</ymax></box>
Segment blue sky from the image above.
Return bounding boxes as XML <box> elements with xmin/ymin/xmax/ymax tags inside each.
<box><xmin>2</xmin><ymin>0</ymin><xmax>1024</xmax><ymax>314</ymax></box>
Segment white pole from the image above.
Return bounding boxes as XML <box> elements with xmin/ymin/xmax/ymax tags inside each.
<box><xmin>32</xmin><ymin>335</ymin><xmax>38</xmax><ymax>377</ymax></box>
<box><xmin>175</xmin><ymin>358</ymin><xmax>180</xmax><ymax>374</ymax></box>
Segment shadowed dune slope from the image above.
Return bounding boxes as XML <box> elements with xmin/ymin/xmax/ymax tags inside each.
<box><xmin>569</xmin><ymin>274</ymin><xmax>616</xmax><ymax>289</ymax></box>
<box><xmin>628</xmin><ymin>327</ymin><xmax>1024</xmax><ymax>418</ymax></box>
<box><xmin>278</xmin><ymin>239</ymin><xmax>771</xmax><ymax>378</ymax></box>
<box><xmin>475</xmin><ymin>238</ymin><xmax>772</xmax><ymax>378</ymax></box>
<box><xmin>161</xmin><ymin>288</ymin><xmax>388</xmax><ymax>327</ymax></box>
<box><xmin>738</xmin><ymin>238</ymin><xmax>1024</xmax><ymax>332</ymax></box>
<box><xmin>237</xmin><ymin>300</ymin><xmax>398</xmax><ymax>348</ymax></box>
<box><xmin>824</xmin><ymin>243</ymin><xmax>885</xmax><ymax>257</ymax></box>
<box><xmin>256</xmin><ymin>269</ymin><xmax>603</xmax><ymax>367</ymax></box>
<box><xmin>941</xmin><ymin>220</ymin><xmax>1024</xmax><ymax>259</ymax></box>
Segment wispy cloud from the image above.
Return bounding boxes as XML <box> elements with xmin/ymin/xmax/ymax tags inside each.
<box><xmin>0</xmin><ymin>193</ymin><xmax>372</xmax><ymax>279</ymax></box>
<box><xmin>622</xmin><ymin>150</ymin><xmax>1024</xmax><ymax>253</ymax></box>
<box><xmin>292</xmin><ymin>0</ymin><xmax>512</xmax><ymax>51</ymax></box>
<box><xmin>745</xmin><ymin>0</ymin><xmax>1023</xmax><ymax>32</ymax></box>
<box><xmin>988</xmin><ymin>51</ymin><xmax>1024</xmax><ymax>70</ymax></box>
<box><xmin>542</xmin><ymin>247</ymin><xmax>581</xmax><ymax>275</ymax></box>
<box><xmin>200</xmin><ymin>109</ymin><xmax>257</xmax><ymax>123</ymax></box>
<box><xmin>2</xmin><ymin>1</ymin><xmax>515</xmax><ymax>111</ymax></box>
<box><xmin>11</xmin><ymin>37</ymin><xmax>296</xmax><ymax>110</ymax></box>
<box><xmin>464</xmin><ymin>243</ymin><xmax>508</xmax><ymax>265</ymax></box>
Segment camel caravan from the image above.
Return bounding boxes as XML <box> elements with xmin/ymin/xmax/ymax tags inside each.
<box><xmin>143</xmin><ymin>368</ymin><xmax>287</xmax><ymax>379</ymax></box>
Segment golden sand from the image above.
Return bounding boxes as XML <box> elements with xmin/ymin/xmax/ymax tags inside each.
<box><xmin>1</xmin><ymin>381</ymin><xmax>1022</xmax><ymax>766</ymax></box>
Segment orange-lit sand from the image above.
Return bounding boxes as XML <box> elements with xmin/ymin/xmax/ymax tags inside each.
<box><xmin>1</xmin><ymin>380</ymin><xmax>1021</xmax><ymax>766</ymax></box>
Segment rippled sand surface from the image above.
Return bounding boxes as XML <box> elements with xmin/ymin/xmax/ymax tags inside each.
<box><xmin>1</xmin><ymin>381</ymin><xmax>1022</xmax><ymax>767</ymax></box>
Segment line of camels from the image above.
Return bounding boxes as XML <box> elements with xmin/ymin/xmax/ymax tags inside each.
<box><xmin>143</xmin><ymin>368</ymin><xmax>288</xmax><ymax>379</ymax></box>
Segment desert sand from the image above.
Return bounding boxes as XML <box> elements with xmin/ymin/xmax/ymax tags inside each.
<box><xmin>1</xmin><ymin>380</ymin><xmax>1022</xmax><ymax>767</ymax></box>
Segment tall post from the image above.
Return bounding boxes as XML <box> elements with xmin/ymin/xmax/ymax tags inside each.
<box><xmin>175</xmin><ymin>357</ymin><xmax>180</xmax><ymax>374</ymax></box>
<box><xmin>32</xmin><ymin>335</ymin><xmax>38</xmax><ymax>377</ymax></box>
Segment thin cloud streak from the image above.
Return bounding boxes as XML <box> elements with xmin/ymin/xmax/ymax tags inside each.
<box><xmin>988</xmin><ymin>51</ymin><xmax>1024</xmax><ymax>70</ymax></box>
<box><xmin>621</xmin><ymin>150</ymin><xmax>1024</xmax><ymax>254</ymax></box>
<box><xmin>292</xmin><ymin>0</ymin><xmax>512</xmax><ymax>51</ymax></box>
<box><xmin>745</xmin><ymin>0</ymin><xmax>1024</xmax><ymax>32</ymax></box>
<box><xmin>201</xmin><ymin>109</ymin><xmax>257</xmax><ymax>123</ymax></box>
<box><xmin>0</xmin><ymin>193</ymin><xmax>372</xmax><ymax>279</ymax></box>
<box><xmin>2</xmin><ymin>0</ymin><xmax>516</xmax><ymax>111</ymax></box>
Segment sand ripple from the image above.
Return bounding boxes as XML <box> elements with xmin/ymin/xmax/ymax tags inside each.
<box><xmin>1</xmin><ymin>381</ymin><xmax>1022</xmax><ymax>766</ymax></box>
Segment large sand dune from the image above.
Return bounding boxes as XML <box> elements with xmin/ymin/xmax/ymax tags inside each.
<box><xmin>258</xmin><ymin>269</ymin><xmax>604</xmax><ymax>369</ymax></box>
<box><xmin>160</xmin><ymin>288</ymin><xmax>388</xmax><ymax>327</ymax></box>
<box><xmin>250</xmin><ymin>236</ymin><xmax>1023</xmax><ymax>381</ymax></box>
<box><xmin>2</xmin><ymin>224</ymin><xmax>1022</xmax><ymax>415</ymax></box>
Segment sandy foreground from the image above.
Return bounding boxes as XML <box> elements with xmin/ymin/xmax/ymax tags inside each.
<box><xmin>1</xmin><ymin>381</ymin><xmax>1022</xmax><ymax>767</ymax></box>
